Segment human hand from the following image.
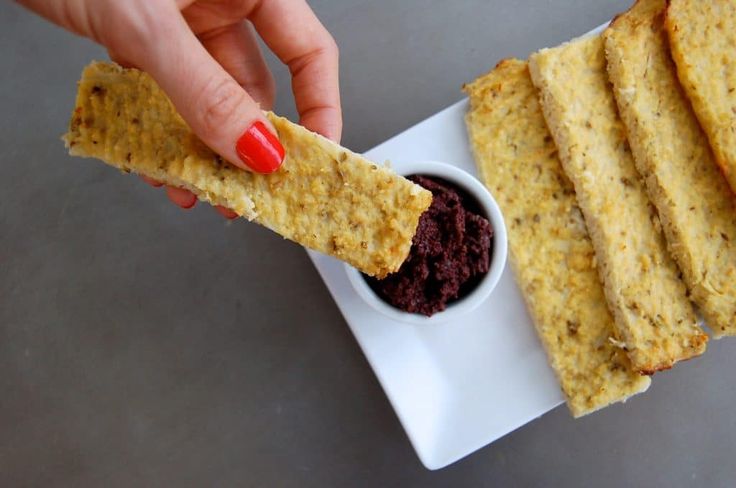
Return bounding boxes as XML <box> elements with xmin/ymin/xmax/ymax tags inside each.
<box><xmin>19</xmin><ymin>0</ymin><xmax>341</xmax><ymax>217</ymax></box>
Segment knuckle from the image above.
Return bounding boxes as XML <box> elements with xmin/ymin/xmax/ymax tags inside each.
<box><xmin>197</xmin><ymin>77</ymin><xmax>248</xmax><ymax>139</ymax></box>
<box><xmin>322</xmin><ymin>34</ymin><xmax>339</xmax><ymax>60</ymax></box>
<box><xmin>103</xmin><ymin>2</ymin><xmax>159</xmax><ymax>50</ymax></box>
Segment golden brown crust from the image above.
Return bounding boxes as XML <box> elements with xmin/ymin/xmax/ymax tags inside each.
<box><xmin>463</xmin><ymin>59</ymin><xmax>650</xmax><ymax>417</ymax></box>
<box><xmin>665</xmin><ymin>0</ymin><xmax>736</xmax><ymax>194</ymax></box>
<box><xmin>64</xmin><ymin>62</ymin><xmax>432</xmax><ymax>278</ymax></box>
<box><xmin>605</xmin><ymin>0</ymin><xmax>736</xmax><ymax>338</ymax></box>
<box><xmin>529</xmin><ymin>36</ymin><xmax>705</xmax><ymax>373</ymax></box>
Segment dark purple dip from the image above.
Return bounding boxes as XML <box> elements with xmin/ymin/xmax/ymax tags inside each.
<box><xmin>366</xmin><ymin>175</ymin><xmax>493</xmax><ymax>316</ymax></box>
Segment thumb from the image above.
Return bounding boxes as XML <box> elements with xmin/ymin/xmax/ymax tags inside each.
<box><xmin>133</xmin><ymin>12</ymin><xmax>284</xmax><ymax>173</ymax></box>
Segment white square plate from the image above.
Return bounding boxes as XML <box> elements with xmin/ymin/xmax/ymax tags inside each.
<box><xmin>307</xmin><ymin>23</ymin><xmax>608</xmax><ymax>470</ymax></box>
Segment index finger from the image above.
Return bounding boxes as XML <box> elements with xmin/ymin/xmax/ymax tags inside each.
<box><xmin>249</xmin><ymin>0</ymin><xmax>342</xmax><ymax>142</ymax></box>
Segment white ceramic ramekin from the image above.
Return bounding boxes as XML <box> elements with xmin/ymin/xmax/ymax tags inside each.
<box><xmin>344</xmin><ymin>160</ymin><xmax>508</xmax><ymax>325</ymax></box>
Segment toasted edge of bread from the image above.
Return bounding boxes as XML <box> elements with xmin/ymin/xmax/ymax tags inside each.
<box><xmin>64</xmin><ymin>62</ymin><xmax>432</xmax><ymax>278</ymax></box>
<box><xmin>665</xmin><ymin>0</ymin><xmax>736</xmax><ymax>195</ymax></box>
<box><xmin>463</xmin><ymin>58</ymin><xmax>650</xmax><ymax>416</ymax></box>
<box><xmin>529</xmin><ymin>36</ymin><xmax>706</xmax><ymax>373</ymax></box>
<box><xmin>606</xmin><ymin>0</ymin><xmax>736</xmax><ymax>337</ymax></box>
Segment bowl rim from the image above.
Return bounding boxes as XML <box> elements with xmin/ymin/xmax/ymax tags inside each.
<box><xmin>344</xmin><ymin>160</ymin><xmax>508</xmax><ymax>325</ymax></box>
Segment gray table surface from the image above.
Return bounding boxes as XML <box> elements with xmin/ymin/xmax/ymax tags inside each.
<box><xmin>2</xmin><ymin>1</ymin><xmax>734</xmax><ymax>486</ymax></box>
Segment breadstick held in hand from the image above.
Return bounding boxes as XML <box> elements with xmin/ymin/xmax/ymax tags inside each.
<box><xmin>18</xmin><ymin>0</ymin><xmax>342</xmax><ymax>215</ymax></box>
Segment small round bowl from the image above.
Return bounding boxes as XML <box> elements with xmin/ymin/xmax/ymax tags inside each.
<box><xmin>344</xmin><ymin>160</ymin><xmax>508</xmax><ymax>325</ymax></box>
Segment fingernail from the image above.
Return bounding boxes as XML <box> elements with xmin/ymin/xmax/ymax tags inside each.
<box><xmin>235</xmin><ymin>121</ymin><xmax>284</xmax><ymax>173</ymax></box>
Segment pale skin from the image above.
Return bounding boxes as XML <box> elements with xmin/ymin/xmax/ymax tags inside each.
<box><xmin>18</xmin><ymin>0</ymin><xmax>342</xmax><ymax>217</ymax></box>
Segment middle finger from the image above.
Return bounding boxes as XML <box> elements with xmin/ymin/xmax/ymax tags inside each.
<box><xmin>197</xmin><ymin>21</ymin><xmax>276</xmax><ymax>110</ymax></box>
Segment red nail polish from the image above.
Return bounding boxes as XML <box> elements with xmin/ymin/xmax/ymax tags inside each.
<box><xmin>236</xmin><ymin>121</ymin><xmax>284</xmax><ymax>173</ymax></box>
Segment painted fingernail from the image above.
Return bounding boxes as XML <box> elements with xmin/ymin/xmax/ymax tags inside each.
<box><xmin>166</xmin><ymin>186</ymin><xmax>197</xmax><ymax>209</ymax></box>
<box><xmin>215</xmin><ymin>206</ymin><xmax>238</xmax><ymax>220</ymax></box>
<box><xmin>235</xmin><ymin>121</ymin><xmax>284</xmax><ymax>173</ymax></box>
